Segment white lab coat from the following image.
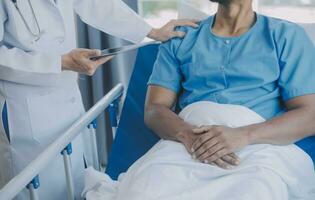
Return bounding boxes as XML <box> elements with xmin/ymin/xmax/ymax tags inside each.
<box><xmin>0</xmin><ymin>0</ymin><xmax>151</xmax><ymax>199</ymax></box>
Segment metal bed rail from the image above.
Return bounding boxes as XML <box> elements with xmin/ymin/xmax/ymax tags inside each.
<box><xmin>0</xmin><ymin>83</ymin><xmax>124</xmax><ymax>200</ymax></box>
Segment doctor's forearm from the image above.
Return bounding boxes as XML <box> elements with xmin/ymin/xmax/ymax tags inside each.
<box><xmin>74</xmin><ymin>0</ymin><xmax>152</xmax><ymax>43</ymax></box>
<box><xmin>245</xmin><ymin>106</ymin><xmax>315</xmax><ymax>146</ymax></box>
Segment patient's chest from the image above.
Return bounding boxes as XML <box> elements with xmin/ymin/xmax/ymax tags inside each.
<box><xmin>178</xmin><ymin>27</ymin><xmax>280</xmax><ymax>90</ymax></box>
<box><xmin>175</xmin><ymin>23</ymin><xmax>282</xmax><ymax>114</ymax></box>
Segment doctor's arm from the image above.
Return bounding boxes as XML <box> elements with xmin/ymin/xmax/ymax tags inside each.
<box><xmin>0</xmin><ymin>9</ymin><xmax>109</xmax><ymax>76</ymax></box>
<box><xmin>74</xmin><ymin>0</ymin><xmax>198</xmax><ymax>43</ymax></box>
<box><xmin>145</xmin><ymin>86</ymin><xmax>241</xmax><ymax>169</ymax></box>
<box><xmin>0</xmin><ymin>44</ymin><xmax>111</xmax><ymax>76</ymax></box>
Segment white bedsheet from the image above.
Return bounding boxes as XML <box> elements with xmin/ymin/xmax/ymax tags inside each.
<box><xmin>82</xmin><ymin>101</ymin><xmax>315</xmax><ymax>200</ymax></box>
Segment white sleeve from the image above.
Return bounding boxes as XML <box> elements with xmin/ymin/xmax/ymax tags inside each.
<box><xmin>0</xmin><ymin>2</ymin><xmax>61</xmax><ymax>75</ymax></box>
<box><xmin>0</xmin><ymin>2</ymin><xmax>5</xmax><ymax>40</ymax></box>
<box><xmin>74</xmin><ymin>0</ymin><xmax>152</xmax><ymax>43</ymax></box>
<box><xmin>0</xmin><ymin>46</ymin><xmax>62</xmax><ymax>74</ymax></box>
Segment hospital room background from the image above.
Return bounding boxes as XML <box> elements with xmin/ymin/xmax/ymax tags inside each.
<box><xmin>77</xmin><ymin>0</ymin><xmax>315</xmax><ymax>170</ymax></box>
<box><xmin>1</xmin><ymin>0</ymin><xmax>315</xmax><ymax>199</ymax></box>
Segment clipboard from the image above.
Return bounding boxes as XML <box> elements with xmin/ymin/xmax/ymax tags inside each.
<box><xmin>91</xmin><ymin>41</ymin><xmax>161</xmax><ymax>60</ymax></box>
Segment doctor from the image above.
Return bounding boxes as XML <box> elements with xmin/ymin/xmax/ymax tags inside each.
<box><xmin>0</xmin><ymin>0</ymin><xmax>198</xmax><ymax>199</ymax></box>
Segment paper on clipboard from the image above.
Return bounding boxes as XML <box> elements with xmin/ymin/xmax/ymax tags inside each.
<box><xmin>91</xmin><ymin>41</ymin><xmax>161</xmax><ymax>60</ymax></box>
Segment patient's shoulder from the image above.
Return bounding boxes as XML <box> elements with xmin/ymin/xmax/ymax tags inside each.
<box><xmin>166</xmin><ymin>16</ymin><xmax>212</xmax><ymax>53</ymax></box>
<box><xmin>262</xmin><ymin>15</ymin><xmax>306</xmax><ymax>38</ymax></box>
<box><xmin>261</xmin><ymin>15</ymin><xmax>312</xmax><ymax>58</ymax></box>
<box><xmin>175</xmin><ymin>16</ymin><xmax>212</xmax><ymax>33</ymax></box>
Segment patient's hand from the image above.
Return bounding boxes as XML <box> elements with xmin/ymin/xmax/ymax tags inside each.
<box><xmin>144</xmin><ymin>85</ymin><xmax>242</xmax><ymax>169</ymax></box>
<box><xmin>177</xmin><ymin>129</ymin><xmax>241</xmax><ymax>169</ymax></box>
<box><xmin>191</xmin><ymin>125</ymin><xmax>249</xmax><ymax>168</ymax></box>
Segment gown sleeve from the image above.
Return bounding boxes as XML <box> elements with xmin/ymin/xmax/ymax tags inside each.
<box><xmin>275</xmin><ymin>23</ymin><xmax>315</xmax><ymax>101</ymax></box>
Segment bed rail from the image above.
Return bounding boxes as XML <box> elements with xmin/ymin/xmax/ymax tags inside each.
<box><xmin>0</xmin><ymin>83</ymin><xmax>124</xmax><ymax>200</ymax></box>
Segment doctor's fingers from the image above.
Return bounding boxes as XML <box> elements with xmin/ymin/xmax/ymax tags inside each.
<box><xmin>168</xmin><ymin>20</ymin><xmax>199</xmax><ymax>39</ymax></box>
<box><xmin>82</xmin><ymin>59</ymin><xmax>103</xmax><ymax>76</ymax></box>
<box><xmin>84</xmin><ymin>50</ymin><xmax>114</xmax><ymax>67</ymax></box>
<box><xmin>94</xmin><ymin>55</ymin><xmax>114</xmax><ymax>66</ymax></box>
<box><xmin>171</xmin><ymin>31</ymin><xmax>186</xmax><ymax>39</ymax></box>
<box><xmin>82</xmin><ymin>49</ymin><xmax>102</xmax><ymax>58</ymax></box>
<box><xmin>81</xmin><ymin>53</ymin><xmax>113</xmax><ymax>76</ymax></box>
<box><xmin>171</xmin><ymin>19</ymin><xmax>200</xmax><ymax>29</ymax></box>
<box><xmin>74</xmin><ymin>55</ymin><xmax>100</xmax><ymax>76</ymax></box>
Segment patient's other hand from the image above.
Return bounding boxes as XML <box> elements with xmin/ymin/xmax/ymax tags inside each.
<box><xmin>176</xmin><ymin>129</ymin><xmax>240</xmax><ymax>169</ymax></box>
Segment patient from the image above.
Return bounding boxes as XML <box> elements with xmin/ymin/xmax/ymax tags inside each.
<box><xmin>83</xmin><ymin>1</ymin><xmax>315</xmax><ymax>199</ymax></box>
<box><xmin>145</xmin><ymin>0</ymin><xmax>315</xmax><ymax>169</ymax></box>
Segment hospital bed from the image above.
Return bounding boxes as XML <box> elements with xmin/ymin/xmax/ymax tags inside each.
<box><xmin>0</xmin><ymin>22</ymin><xmax>315</xmax><ymax>200</ymax></box>
<box><xmin>105</xmin><ymin>5</ymin><xmax>315</xmax><ymax>179</ymax></box>
<box><xmin>106</xmin><ymin>24</ymin><xmax>315</xmax><ymax>180</ymax></box>
<box><xmin>0</xmin><ymin>83</ymin><xmax>124</xmax><ymax>200</ymax></box>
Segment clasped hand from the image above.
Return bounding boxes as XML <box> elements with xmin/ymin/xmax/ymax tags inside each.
<box><xmin>179</xmin><ymin>125</ymin><xmax>249</xmax><ymax>169</ymax></box>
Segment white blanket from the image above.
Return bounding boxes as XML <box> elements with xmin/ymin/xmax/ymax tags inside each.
<box><xmin>82</xmin><ymin>101</ymin><xmax>315</xmax><ymax>200</ymax></box>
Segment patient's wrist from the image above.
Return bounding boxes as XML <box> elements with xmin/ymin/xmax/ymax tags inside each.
<box><xmin>148</xmin><ymin>28</ymin><xmax>159</xmax><ymax>41</ymax></box>
<box><xmin>176</xmin><ymin>128</ymin><xmax>196</xmax><ymax>144</ymax></box>
<box><xmin>176</xmin><ymin>129</ymin><xmax>191</xmax><ymax>143</ymax></box>
<box><xmin>241</xmin><ymin>125</ymin><xmax>257</xmax><ymax>145</ymax></box>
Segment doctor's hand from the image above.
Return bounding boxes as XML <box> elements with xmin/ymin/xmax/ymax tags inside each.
<box><xmin>191</xmin><ymin>125</ymin><xmax>249</xmax><ymax>169</ymax></box>
<box><xmin>62</xmin><ymin>48</ymin><xmax>114</xmax><ymax>76</ymax></box>
<box><xmin>148</xmin><ymin>19</ymin><xmax>199</xmax><ymax>42</ymax></box>
<box><xmin>177</xmin><ymin>129</ymin><xmax>241</xmax><ymax>169</ymax></box>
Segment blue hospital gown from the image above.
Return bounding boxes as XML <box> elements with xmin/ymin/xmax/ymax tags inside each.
<box><xmin>148</xmin><ymin>14</ymin><xmax>315</xmax><ymax>163</ymax></box>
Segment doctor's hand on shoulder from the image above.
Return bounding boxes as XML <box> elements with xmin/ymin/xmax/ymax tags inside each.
<box><xmin>61</xmin><ymin>49</ymin><xmax>113</xmax><ymax>76</ymax></box>
<box><xmin>148</xmin><ymin>19</ymin><xmax>199</xmax><ymax>42</ymax></box>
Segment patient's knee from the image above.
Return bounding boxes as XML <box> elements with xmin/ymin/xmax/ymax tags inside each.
<box><xmin>243</xmin><ymin>167</ymin><xmax>288</xmax><ymax>200</ymax></box>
